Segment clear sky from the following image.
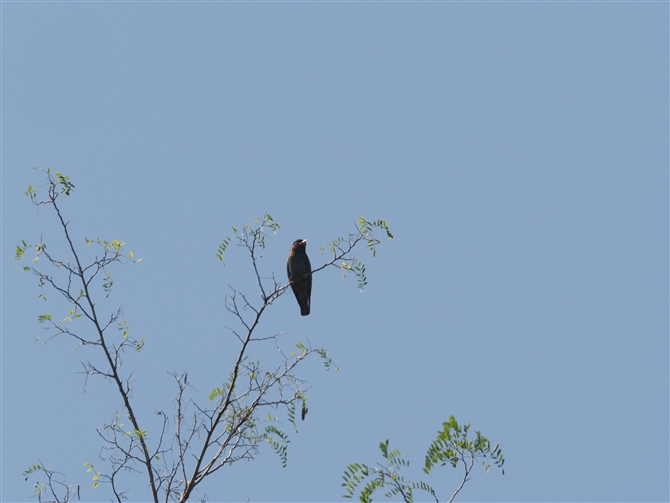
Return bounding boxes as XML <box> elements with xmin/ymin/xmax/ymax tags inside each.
<box><xmin>1</xmin><ymin>2</ymin><xmax>668</xmax><ymax>502</ymax></box>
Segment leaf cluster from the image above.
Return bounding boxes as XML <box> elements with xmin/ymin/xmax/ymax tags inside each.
<box><xmin>424</xmin><ymin>416</ymin><xmax>504</xmax><ymax>476</ymax></box>
<box><xmin>342</xmin><ymin>416</ymin><xmax>504</xmax><ymax>503</ymax></box>
<box><xmin>342</xmin><ymin>440</ymin><xmax>436</xmax><ymax>503</ymax></box>
<box><xmin>320</xmin><ymin>217</ymin><xmax>393</xmax><ymax>290</ymax></box>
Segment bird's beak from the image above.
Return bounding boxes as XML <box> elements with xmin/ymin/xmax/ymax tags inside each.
<box><xmin>301</xmin><ymin>240</ymin><xmax>307</xmax><ymax>245</ymax></box>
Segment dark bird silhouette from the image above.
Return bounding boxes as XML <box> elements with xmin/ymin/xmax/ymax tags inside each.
<box><xmin>287</xmin><ymin>239</ymin><xmax>312</xmax><ymax>316</ymax></box>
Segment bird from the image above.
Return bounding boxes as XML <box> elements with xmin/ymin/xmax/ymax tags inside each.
<box><xmin>286</xmin><ymin>239</ymin><xmax>312</xmax><ymax>316</ymax></box>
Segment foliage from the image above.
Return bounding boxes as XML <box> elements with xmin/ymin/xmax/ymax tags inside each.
<box><xmin>342</xmin><ymin>440</ymin><xmax>436</xmax><ymax>503</ymax></box>
<box><xmin>17</xmin><ymin>168</ymin><xmax>392</xmax><ymax>503</ymax></box>
<box><xmin>22</xmin><ymin>463</ymin><xmax>80</xmax><ymax>503</ymax></box>
<box><xmin>342</xmin><ymin>416</ymin><xmax>504</xmax><ymax>503</ymax></box>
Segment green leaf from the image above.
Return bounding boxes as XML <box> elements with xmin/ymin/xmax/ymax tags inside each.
<box><xmin>55</xmin><ymin>172</ymin><xmax>75</xmax><ymax>195</ymax></box>
<box><xmin>22</xmin><ymin>464</ymin><xmax>42</xmax><ymax>481</ymax></box>
<box><xmin>15</xmin><ymin>243</ymin><xmax>26</xmax><ymax>260</ymax></box>
<box><xmin>264</xmin><ymin>425</ymin><xmax>289</xmax><ymax>467</ymax></box>
<box><xmin>216</xmin><ymin>236</ymin><xmax>232</xmax><ymax>264</ymax></box>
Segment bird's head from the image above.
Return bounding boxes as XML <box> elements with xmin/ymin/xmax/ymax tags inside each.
<box><xmin>291</xmin><ymin>239</ymin><xmax>307</xmax><ymax>252</ymax></box>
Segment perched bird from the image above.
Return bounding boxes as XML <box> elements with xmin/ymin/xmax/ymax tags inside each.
<box><xmin>286</xmin><ymin>239</ymin><xmax>312</xmax><ymax>316</ymax></box>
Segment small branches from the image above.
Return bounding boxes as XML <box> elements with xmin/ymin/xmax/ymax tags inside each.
<box><xmin>163</xmin><ymin>214</ymin><xmax>390</xmax><ymax>501</ymax></box>
<box><xmin>319</xmin><ymin>217</ymin><xmax>393</xmax><ymax>290</ymax></box>
<box><xmin>217</xmin><ymin>214</ymin><xmax>393</xmax><ymax>295</ymax></box>
<box><xmin>342</xmin><ymin>417</ymin><xmax>504</xmax><ymax>503</ymax></box>
<box><xmin>17</xmin><ymin>169</ymin><xmax>155</xmax><ymax>503</ymax></box>
<box><xmin>22</xmin><ymin>463</ymin><xmax>81</xmax><ymax>503</ymax></box>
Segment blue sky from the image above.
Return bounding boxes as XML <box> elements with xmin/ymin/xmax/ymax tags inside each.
<box><xmin>1</xmin><ymin>2</ymin><xmax>668</xmax><ymax>502</ymax></box>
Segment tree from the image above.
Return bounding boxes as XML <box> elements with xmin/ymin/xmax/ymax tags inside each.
<box><xmin>16</xmin><ymin>168</ymin><xmax>393</xmax><ymax>503</ymax></box>
<box><xmin>341</xmin><ymin>416</ymin><xmax>505</xmax><ymax>503</ymax></box>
